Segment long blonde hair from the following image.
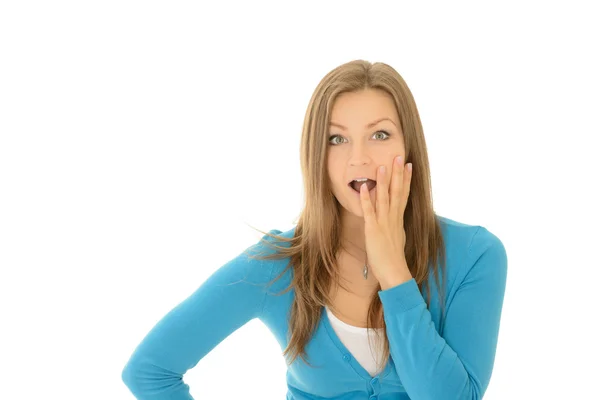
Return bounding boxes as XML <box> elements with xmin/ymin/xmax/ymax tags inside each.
<box><xmin>245</xmin><ymin>59</ymin><xmax>447</xmax><ymax>371</ymax></box>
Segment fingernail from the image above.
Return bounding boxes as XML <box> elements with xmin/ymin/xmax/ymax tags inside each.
<box><xmin>379</xmin><ymin>165</ymin><xmax>385</xmax><ymax>174</ymax></box>
<box><xmin>408</xmin><ymin>163</ymin><xmax>413</xmax><ymax>172</ymax></box>
<box><xmin>395</xmin><ymin>156</ymin><xmax>403</xmax><ymax>165</ymax></box>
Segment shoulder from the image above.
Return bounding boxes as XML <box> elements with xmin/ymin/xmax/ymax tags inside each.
<box><xmin>241</xmin><ymin>227</ymin><xmax>296</xmax><ymax>285</ymax></box>
<box><xmin>436</xmin><ymin>215</ymin><xmax>507</xmax><ymax>284</ymax></box>
<box><xmin>206</xmin><ymin>229</ymin><xmax>289</xmax><ymax>289</ymax></box>
<box><xmin>438</xmin><ymin>215</ymin><xmax>504</xmax><ymax>248</ymax></box>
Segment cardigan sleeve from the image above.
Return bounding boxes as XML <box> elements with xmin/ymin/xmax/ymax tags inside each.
<box><xmin>377</xmin><ymin>226</ymin><xmax>508</xmax><ymax>400</ymax></box>
<box><xmin>121</xmin><ymin>231</ymin><xmax>279</xmax><ymax>400</ymax></box>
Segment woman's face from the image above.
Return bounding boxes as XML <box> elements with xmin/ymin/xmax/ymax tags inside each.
<box><xmin>326</xmin><ymin>88</ymin><xmax>405</xmax><ymax>218</ymax></box>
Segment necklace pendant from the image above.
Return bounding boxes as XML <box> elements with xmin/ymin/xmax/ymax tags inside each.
<box><xmin>363</xmin><ymin>263</ymin><xmax>368</xmax><ymax>279</ymax></box>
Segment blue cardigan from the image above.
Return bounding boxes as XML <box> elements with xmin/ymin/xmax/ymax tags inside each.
<box><xmin>122</xmin><ymin>216</ymin><xmax>507</xmax><ymax>399</ymax></box>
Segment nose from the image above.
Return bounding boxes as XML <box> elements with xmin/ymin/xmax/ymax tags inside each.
<box><xmin>348</xmin><ymin>143</ymin><xmax>372</xmax><ymax>166</ymax></box>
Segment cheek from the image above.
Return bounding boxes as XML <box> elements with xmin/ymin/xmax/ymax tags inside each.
<box><xmin>326</xmin><ymin>159</ymin><xmax>341</xmax><ymax>179</ymax></box>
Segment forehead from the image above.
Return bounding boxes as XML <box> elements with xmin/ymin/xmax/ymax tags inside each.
<box><xmin>330</xmin><ymin>89</ymin><xmax>398</xmax><ymax>123</ymax></box>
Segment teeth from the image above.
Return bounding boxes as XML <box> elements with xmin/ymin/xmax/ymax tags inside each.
<box><xmin>353</xmin><ymin>178</ymin><xmax>369</xmax><ymax>182</ymax></box>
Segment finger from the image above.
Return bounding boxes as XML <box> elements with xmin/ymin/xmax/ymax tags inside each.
<box><xmin>376</xmin><ymin>164</ymin><xmax>388</xmax><ymax>221</ymax></box>
<box><xmin>389</xmin><ymin>155</ymin><xmax>405</xmax><ymax>218</ymax></box>
<box><xmin>402</xmin><ymin>163</ymin><xmax>413</xmax><ymax>214</ymax></box>
<box><xmin>359</xmin><ymin>181</ymin><xmax>376</xmax><ymax>224</ymax></box>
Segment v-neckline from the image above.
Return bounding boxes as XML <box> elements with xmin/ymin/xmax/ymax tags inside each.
<box><xmin>321</xmin><ymin>306</ymin><xmax>394</xmax><ymax>381</ymax></box>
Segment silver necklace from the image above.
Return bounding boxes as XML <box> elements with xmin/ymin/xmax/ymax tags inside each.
<box><xmin>341</xmin><ymin>241</ymin><xmax>369</xmax><ymax>280</ymax></box>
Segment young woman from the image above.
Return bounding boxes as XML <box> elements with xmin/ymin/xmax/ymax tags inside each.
<box><xmin>122</xmin><ymin>60</ymin><xmax>508</xmax><ymax>399</ymax></box>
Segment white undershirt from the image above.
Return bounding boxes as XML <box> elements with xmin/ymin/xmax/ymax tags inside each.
<box><xmin>325</xmin><ymin>306</ymin><xmax>386</xmax><ymax>377</ymax></box>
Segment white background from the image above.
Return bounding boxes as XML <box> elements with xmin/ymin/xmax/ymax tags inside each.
<box><xmin>1</xmin><ymin>1</ymin><xmax>599</xmax><ymax>399</ymax></box>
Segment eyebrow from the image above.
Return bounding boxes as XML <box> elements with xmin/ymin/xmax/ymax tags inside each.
<box><xmin>329</xmin><ymin>117</ymin><xmax>397</xmax><ymax>130</ymax></box>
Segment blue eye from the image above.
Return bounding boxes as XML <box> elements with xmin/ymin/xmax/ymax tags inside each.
<box><xmin>328</xmin><ymin>130</ymin><xmax>391</xmax><ymax>146</ymax></box>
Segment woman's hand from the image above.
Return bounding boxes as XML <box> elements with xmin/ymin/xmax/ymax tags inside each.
<box><xmin>359</xmin><ymin>155</ymin><xmax>413</xmax><ymax>289</ymax></box>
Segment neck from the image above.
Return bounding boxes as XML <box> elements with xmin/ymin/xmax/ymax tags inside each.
<box><xmin>339</xmin><ymin>210</ymin><xmax>366</xmax><ymax>254</ymax></box>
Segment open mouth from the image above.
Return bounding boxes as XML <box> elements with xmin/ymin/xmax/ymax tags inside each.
<box><xmin>348</xmin><ymin>179</ymin><xmax>377</xmax><ymax>194</ymax></box>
